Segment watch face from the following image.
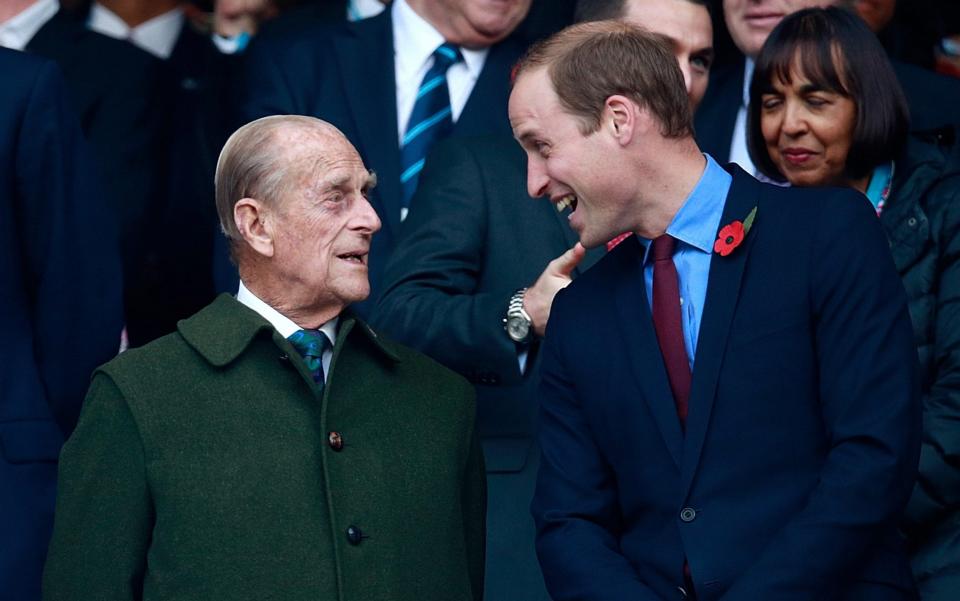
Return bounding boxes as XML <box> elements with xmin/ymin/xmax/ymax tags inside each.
<box><xmin>508</xmin><ymin>317</ymin><xmax>530</xmax><ymax>341</ymax></box>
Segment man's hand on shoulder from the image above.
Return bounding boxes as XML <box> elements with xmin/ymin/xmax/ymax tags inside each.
<box><xmin>525</xmin><ymin>243</ymin><xmax>585</xmax><ymax>337</ymax></box>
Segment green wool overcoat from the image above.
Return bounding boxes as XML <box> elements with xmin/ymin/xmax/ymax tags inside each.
<box><xmin>43</xmin><ymin>294</ymin><xmax>485</xmax><ymax>601</ymax></box>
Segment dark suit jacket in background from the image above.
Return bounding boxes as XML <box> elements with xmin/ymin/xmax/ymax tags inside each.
<box><xmin>534</xmin><ymin>167</ymin><xmax>922</xmax><ymax>600</ymax></box>
<box><xmin>142</xmin><ymin>20</ymin><xmax>239</xmax><ymax>344</ymax></box>
<box><xmin>373</xmin><ymin>136</ymin><xmax>602</xmax><ymax>601</ymax></box>
<box><xmin>234</xmin><ymin>9</ymin><xmax>525</xmax><ymax>316</ymax></box>
<box><xmin>25</xmin><ymin>9</ymin><xmax>168</xmax><ymax>345</ymax></box>
<box><xmin>0</xmin><ymin>49</ymin><xmax>123</xmax><ymax>601</ymax></box>
<box><xmin>695</xmin><ymin>57</ymin><xmax>960</xmax><ymax>162</ymax></box>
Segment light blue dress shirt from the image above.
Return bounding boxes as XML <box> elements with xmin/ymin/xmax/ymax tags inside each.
<box><xmin>639</xmin><ymin>154</ymin><xmax>732</xmax><ymax>369</ymax></box>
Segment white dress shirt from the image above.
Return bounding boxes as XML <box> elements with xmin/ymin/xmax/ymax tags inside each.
<box><xmin>728</xmin><ymin>56</ymin><xmax>758</xmax><ymax>176</ymax></box>
<box><xmin>347</xmin><ymin>0</ymin><xmax>387</xmax><ymax>21</ymax></box>
<box><xmin>88</xmin><ymin>2</ymin><xmax>183</xmax><ymax>59</ymax></box>
<box><xmin>0</xmin><ymin>0</ymin><xmax>58</xmax><ymax>51</ymax></box>
<box><xmin>392</xmin><ymin>0</ymin><xmax>488</xmax><ymax>144</ymax></box>
<box><xmin>236</xmin><ymin>281</ymin><xmax>338</xmax><ymax>381</ymax></box>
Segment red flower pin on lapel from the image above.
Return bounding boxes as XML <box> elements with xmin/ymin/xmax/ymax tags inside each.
<box><xmin>714</xmin><ymin>206</ymin><xmax>757</xmax><ymax>257</ymax></box>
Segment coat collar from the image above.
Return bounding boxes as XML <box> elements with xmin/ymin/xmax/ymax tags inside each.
<box><xmin>179</xmin><ymin>294</ymin><xmax>401</xmax><ymax>368</ymax></box>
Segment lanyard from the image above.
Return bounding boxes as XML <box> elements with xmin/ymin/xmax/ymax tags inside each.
<box><xmin>865</xmin><ymin>161</ymin><xmax>895</xmax><ymax>216</ymax></box>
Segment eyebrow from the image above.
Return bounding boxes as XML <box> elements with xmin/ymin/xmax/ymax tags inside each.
<box><xmin>798</xmin><ymin>83</ymin><xmax>829</xmax><ymax>94</ymax></box>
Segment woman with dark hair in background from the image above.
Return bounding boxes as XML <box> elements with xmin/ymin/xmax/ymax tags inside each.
<box><xmin>747</xmin><ymin>7</ymin><xmax>960</xmax><ymax>599</ymax></box>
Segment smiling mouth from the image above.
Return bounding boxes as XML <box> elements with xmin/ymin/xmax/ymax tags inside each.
<box><xmin>554</xmin><ymin>194</ymin><xmax>578</xmax><ymax>213</ymax></box>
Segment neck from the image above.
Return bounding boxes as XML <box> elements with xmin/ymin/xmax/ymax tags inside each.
<box><xmin>239</xmin><ymin>265</ymin><xmax>343</xmax><ymax>331</ymax></box>
<box><xmin>630</xmin><ymin>137</ymin><xmax>707</xmax><ymax>239</ymax></box>
<box><xmin>0</xmin><ymin>0</ymin><xmax>41</xmax><ymax>22</ymax></box>
<box><xmin>97</xmin><ymin>0</ymin><xmax>179</xmax><ymax>27</ymax></box>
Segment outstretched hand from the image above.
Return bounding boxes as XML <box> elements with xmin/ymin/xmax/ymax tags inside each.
<box><xmin>524</xmin><ymin>243</ymin><xmax>586</xmax><ymax>337</ymax></box>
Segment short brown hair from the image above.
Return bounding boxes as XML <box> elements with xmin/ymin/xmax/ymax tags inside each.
<box><xmin>513</xmin><ymin>20</ymin><xmax>692</xmax><ymax>138</ymax></box>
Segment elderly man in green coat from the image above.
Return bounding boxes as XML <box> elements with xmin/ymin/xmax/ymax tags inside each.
<box><xmin>43</xmin><ymin>115</ymin><xmax>485</xmax><ymax>601</ymax></box>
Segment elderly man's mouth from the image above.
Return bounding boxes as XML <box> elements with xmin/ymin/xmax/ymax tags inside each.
<box><xmin>337</xmin><ymin>252</ymin><xmax>368</xmax><ymax>265</ymax></box>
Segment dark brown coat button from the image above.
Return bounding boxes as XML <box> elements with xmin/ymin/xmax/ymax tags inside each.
<box><xmin>328</xmin><ymin>431</ymin><xmax>344</xmax><ymax>451</ymax></box>
<box><xmin>346</xmin><ymin>525</ymin><xmax>363</xmax><ymax>545</ymax></box>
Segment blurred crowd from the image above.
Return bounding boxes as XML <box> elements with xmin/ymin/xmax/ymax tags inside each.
<box><xmin>2</xmin><ymin>0</ymin><xmax>959</xmax><ymax>600</ymax></box>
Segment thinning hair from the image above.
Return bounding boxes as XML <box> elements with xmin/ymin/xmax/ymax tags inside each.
<box><xmin>214</xmin><ymin>115</ymin><xmax>329</xmax><ymax>243</ymax></box>
<box><xmin>513</xmin><ymin>20</ymin><xmax>693</xmax><ymax>138</ymax></box>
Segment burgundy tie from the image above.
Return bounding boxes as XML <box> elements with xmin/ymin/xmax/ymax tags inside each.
<box><xmin>651</xmin><ymin>235</ymin><xmax>697</xmax><ymax>597</ymax></box>
<box><xmin>651</xmin><ymin>235</ymin><xmax>691</xmax><ymax>427</ymax></box>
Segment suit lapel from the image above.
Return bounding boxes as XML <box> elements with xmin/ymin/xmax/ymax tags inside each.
<box><xmin>679</xmin><ymin>168</ymin><xmax>760</xmax><ymax>499</ymax></box>
<box><xmin>612</xmin><ymin>237</ymin><xmax>683</xmax><ymax>468</ymax></box>
<box><xmin>694</xmin><ymin>60</ymin><xmax>745</xmax><ymax>163</ymax></box>
<box><xmin>330</xmin><ymin>12</ymin><xmax>402</xmax><ymax>238</ymax></box>
<box><xmin>453</xmin><ymin>36</ymin><xmax>522</xmax><ymax>138</ymax></box>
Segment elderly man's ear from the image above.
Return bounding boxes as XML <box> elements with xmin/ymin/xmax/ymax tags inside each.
<box><xmin>234</xmin><ymin>198</ymin><xmax>275</xmax><ymax>258</ymax></box>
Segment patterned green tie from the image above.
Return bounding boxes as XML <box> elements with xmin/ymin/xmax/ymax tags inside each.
<box><xmin>287</xmin><ymin>329</ymin><xmax>331</xmax><ymax>387</ymax></box>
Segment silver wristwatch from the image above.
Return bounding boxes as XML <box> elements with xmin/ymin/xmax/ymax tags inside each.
<box><xmin>503</xmin><ymin>288</ymin><xmax>533</xmax><ymax>344</ymax></box>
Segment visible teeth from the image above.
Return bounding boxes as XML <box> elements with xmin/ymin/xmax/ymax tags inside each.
<box><xmin>555</xmin><ymin>195</ymin><xmax>575</xmax><ymax>212</ymax></box>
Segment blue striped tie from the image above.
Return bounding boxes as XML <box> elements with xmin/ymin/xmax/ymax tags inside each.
<box><xmin>400</xmin><ymin>43</ymin><xmax>463</xmax><ymax>210</ymax></box>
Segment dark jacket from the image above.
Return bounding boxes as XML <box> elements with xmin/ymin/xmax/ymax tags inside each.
<box><xmin>883</xmin><ymin>132</ymin><xmax>960</xmax><ymax>598</ymax></box>
<box><xmin>43</xmin><ymin>295</ymin><xmax>485</xmax><ymax>601</ymax></box>
<box><xmin>0</xmin><ymin>48</ymin><xmax>123</xmax><ymax>601</ymax></box>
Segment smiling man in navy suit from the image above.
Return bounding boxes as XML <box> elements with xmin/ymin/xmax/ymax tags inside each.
<box><xmin>509</xmin><ymin>21</ymin><xmax>921</xmax><ymax>601</ymax></box>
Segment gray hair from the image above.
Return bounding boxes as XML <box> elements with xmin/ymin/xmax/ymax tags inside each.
<box><xmin>214</xmin><ymin>115</ymin><xmax>327</xmax><ymax>242</ymax></box>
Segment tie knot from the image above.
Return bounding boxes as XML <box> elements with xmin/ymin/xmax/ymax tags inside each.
<box><xmin>288</xmin><ymin>329</ymin><xmax>330</xmax><ymax>360</ymax></box>
<box><xmin>433</xmin><ymin>43</ymin><xmax>462</xmax><ymax>68</ymax></box>
<box><xmin>652</xmin><ymin>234</ymin><xmax>676</xmax><ymax>261</ymax></box>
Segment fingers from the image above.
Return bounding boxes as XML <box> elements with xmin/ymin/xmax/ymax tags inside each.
<box><xmin>551</xmin><ymin>243</ymin><xmax>586</xmax><ymax>277</ymax></box>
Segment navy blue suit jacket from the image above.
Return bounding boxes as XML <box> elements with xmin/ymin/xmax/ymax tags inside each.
<box><xmin>533</xmin><ymin>167</ymin><xmax>922</xmax><ymax>600</ymax></box>
<box><xmin>236</xmin><ymin>9</ymin><xmax>524</xmax><ymax>315</ymax></box>
<box><xmin>0</xmin><ymin>49</ymin><xmax>123</xmax><ymax>601</ymax></box>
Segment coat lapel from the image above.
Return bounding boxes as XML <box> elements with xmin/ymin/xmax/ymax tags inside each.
<box><xmin>330</xmin><ymin>12</ymin><xmax>402</xmax><ymax>238</ymax></box>
<box><xmin>612</xmin><ymin>237</ymin><xmax>683</xmax><ymax>468</ymax></box>
<box><xmin>452</xmin><ymin>36</ymin><xmax>523</xmax><ymax>138</ymax></box>
<box><xmin>679</xmin><ymin>168</ymin><xmax>761</xmax><ymax>499</ymax></box>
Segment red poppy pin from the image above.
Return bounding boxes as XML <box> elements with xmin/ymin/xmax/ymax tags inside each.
<box><xmin>713</xmin><ymin>206</ymin><xmax>757</xmax><ymax>257</ymax></box>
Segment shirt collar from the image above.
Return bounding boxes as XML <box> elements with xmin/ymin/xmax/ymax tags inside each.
<box><xmin>392</xmin><ymin>0</ymin><xmax>486</xmax><ymax>81</ymax></box>
<box><xmin>0</xmin><ymin>0</ymin><xmax>59</xmax><ymax>51</ymax></box>
<box><xmin>88</xmin><ymin>2</ymin><xmax>183</xmax><ymax>59</ymax></box>
<box><xmin>641</xmin><ymin>154</ymin><xmax>731</xmax><ymax>260</ymax></box>
<box><xmin>236</xmin><ymin>281</ymin><xmax>339</xmax><ymax>345</ymax></box>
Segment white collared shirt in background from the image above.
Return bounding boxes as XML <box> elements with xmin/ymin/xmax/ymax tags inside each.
<box><xmin>348</xmin><ymin>0</ymin><xmax>386</xmax><ymax>21</ymax></box>
<box><xmin>237</xmin><ymin>281</ymin><xmax>338</xmax><ymax>381</ymax></box>
<box><xmin>0</xmin><ymin>0</ymin><xmax>58</xmax><ymax>50</ymax></box>
<box><xmin>88</xmin><ymin>2</ymin><xmax>183</xmax><ymax>59</ymax></box>
<box><xmin>728</xmin><ymin>56</ymin><xmax>758</xmax><ymax>176</ymax></box>
<box><xmin>392</xmin><ymin>0</ymin><xmax>488</xmax><ymax>144</ymax></box>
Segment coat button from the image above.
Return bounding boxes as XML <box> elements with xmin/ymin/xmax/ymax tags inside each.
<box><xmin>328</xmin><ymin>431</ymin><xmax>344</xmax><ymax>451</ymax></box>
<box><xmin>346</xmin><ymin>525</ymin><xmax>363</xmax><ymax>545</ymax></box>
<box><xmin>680</xmin><ymin>507</ymin><xmax>697</xmax><ymax>522</ymax></box>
